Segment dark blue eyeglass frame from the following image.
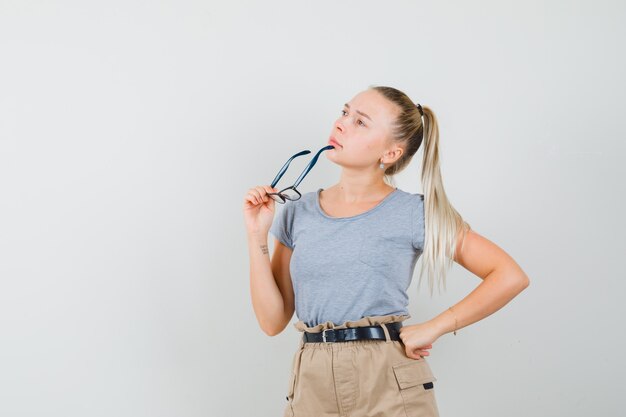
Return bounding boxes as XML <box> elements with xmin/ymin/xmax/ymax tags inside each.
<box><xmin>268</xmin><ymin>145</ymin><xmax>334</xmax><ymax>203</ymax></box>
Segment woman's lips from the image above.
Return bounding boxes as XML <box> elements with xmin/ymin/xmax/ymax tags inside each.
<box><xmin>328</xmin><ymin>137</ymin><xmax>342</xmax><ymax>148</ymax></box>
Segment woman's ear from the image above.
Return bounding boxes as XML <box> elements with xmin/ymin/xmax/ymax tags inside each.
<box><xmin>384</xmin><ymin>146</ymin><xmax>404</xmax><ymax>165</ymax></box>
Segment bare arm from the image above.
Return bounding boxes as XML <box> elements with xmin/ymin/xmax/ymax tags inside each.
<box><xmin>429</xmin><ymin>229</ymin><xmax>531</xmax><ymax>337</ymax></box>
<box><xmin>247</xmin><ymin>231</ymin><xmax>295</xmax><ymax>336</ymax></box>
<box><xmin>244</xmin><ymin>185</ymin><xmax>296</xmax><ymax>336</ymax></box>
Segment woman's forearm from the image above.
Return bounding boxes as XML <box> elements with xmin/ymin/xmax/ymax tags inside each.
<box><xmin>247</xmin><ymin>231</ymin><xmax>286</xmax><ymax>336</ymax></box>
<box><xmin>430</xmin><ymin>266</ymin><xmax>530</xmax><ymax>337</ymax></box>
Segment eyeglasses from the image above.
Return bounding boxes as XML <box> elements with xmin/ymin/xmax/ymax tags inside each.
<box><xmin>268</xmin><ymin>145</ymin><xmax>334</xmax><ymax>203</ymax></box>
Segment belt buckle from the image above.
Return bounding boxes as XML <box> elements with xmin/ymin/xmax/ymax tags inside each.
<box><xmin>322</xmin><ymin>328</ymin><xmax>332</xmax><ymax>343</ymax></box>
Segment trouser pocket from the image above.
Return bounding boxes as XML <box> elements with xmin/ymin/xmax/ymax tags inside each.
<box><xmin>392</xmin><ymin>359</ymin><xmax>440</xmax><ymax>417</ymax></box>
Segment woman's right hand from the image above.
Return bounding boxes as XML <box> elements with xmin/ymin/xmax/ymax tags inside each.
<box><xmin>243</xmin><ymin>185</ymin><xmax>279</xmax><ymax>236</ymax></box>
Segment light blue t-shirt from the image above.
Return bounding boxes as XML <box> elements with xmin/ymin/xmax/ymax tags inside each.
<box><xmin>269</xmin><ymin>187</ymin><xmax>425</xmax><ymax>327</ymax></box>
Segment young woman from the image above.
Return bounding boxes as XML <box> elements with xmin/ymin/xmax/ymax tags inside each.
<box><xmin>243</xmin><ymin>86</ymin><xmax>530</xmax><ymax>417</ymax></box>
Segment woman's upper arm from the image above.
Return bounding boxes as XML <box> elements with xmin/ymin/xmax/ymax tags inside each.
<box><xmin>453</xmin><ymin>228</ymin><xmax>526</xmax><ymax>280</ymax></box>
<box><xmin>271</xmin><ymin>238</ymin><xmax>295</xmax><ymax>324</ymax></box>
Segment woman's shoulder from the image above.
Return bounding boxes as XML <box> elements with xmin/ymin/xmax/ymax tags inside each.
<box><xmin>394</xmin><ymin>187</ymin><xmax>424</xmax><ymax>204</ymax></box>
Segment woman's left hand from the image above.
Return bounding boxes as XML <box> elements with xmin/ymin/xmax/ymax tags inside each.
<box><xmin>398</xmin><ymin>322</ymin><xmax>440</xmax><ymax>360</ymax></box>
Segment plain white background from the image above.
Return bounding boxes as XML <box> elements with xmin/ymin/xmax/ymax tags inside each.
<box><xmin>0</xmin><ymin>1</ymin><xmax>624</xmax><ymax>416</ymax></box>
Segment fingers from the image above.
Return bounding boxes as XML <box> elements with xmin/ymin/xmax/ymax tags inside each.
<box><xmin>412</xmin><ymin>349</ymin><xmax>430</xmax><ymax>359</ymax></box>
<box><xmin>418</xmin><ymin>345</ymin><xmax>432</xmax><ymax>355</ymax></box>
<box><xmin>409</xmin><ymin>345</ymin><xmax>433</xmax><ymax>359</ymax></box>
<box><xmin>252</xmin><ymin>186</ymin><xmax>269</xmax><ymax>205</ymax></box>
<box><xmin>245</xmin><ymin>185</ymin><xmax>278</xmax><ymax>206</ymax></box>
<box><xmin>405</xmin><ymin>349</ymin><xmax>427</xmax><ymax>360</ymax></box>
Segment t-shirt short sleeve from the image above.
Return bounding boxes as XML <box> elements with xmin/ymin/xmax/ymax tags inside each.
<box><xmin>411</xmin><ymin>194</ymin><xmax>426</xmax><ymax>252</ymax></box>
<box><xmin>269</xmin><ymin>201</ymin><xmax>295</xmax><ymax>249</ymax></box>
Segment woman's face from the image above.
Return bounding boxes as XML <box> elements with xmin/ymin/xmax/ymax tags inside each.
<box><xmin>326</xmin><ymin>89</ymin><xmax>401</xmax><ymax>169</ymax></box>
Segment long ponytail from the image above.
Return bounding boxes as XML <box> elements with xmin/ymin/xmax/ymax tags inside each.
<box><xmin>418</xmin><ymin>105</ymin><xmax>471</xmax><ymax>295</ymax></box>
<box><xmin>371</xmin><ymin>85</ymin><xmax>471</xmax><ymax>296</ymax></box>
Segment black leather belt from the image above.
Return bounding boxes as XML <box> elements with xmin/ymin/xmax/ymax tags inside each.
<box><xmin>302</xmin><ymin>322</ymin><xmax>403</xmax><ymax>343</ymax></box>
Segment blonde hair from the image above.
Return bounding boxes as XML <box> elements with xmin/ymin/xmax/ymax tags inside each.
<box><xmin>370</xmin><ymin>85</ymin><xmax>471</xmax><ymax>296</ymax></box>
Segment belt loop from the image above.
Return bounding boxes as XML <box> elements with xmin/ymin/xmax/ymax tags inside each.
<box><xmin>379</xmin><ymin>322</ymin><xmax>391</xmax><ymax>343</ymax></box>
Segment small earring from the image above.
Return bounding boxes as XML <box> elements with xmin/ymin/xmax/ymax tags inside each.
<box><xmin>379</xmin><ymin>161</ymin><xmax>385</xmax><ymax>169</ymax></box>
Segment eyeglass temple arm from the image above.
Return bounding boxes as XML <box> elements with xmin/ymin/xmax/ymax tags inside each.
<box><xmin>292</xmin><ymin>145</ymin><xmax>334</xmax><ymax>188</ymax></box>
<box><xmin>270</xmin><ymin>150</ymin><xmax>311</xmax><ymax>189</ymax></box>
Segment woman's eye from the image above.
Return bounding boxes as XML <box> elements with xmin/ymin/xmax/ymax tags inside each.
<box><xmin>341</xmin><ymin>110</ymin><xmax>366</xmax><ymax>127</ymax></box>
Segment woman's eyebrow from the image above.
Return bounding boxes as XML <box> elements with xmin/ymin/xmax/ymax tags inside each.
<box><xmin>344</xmin><ymin>103</ymin><xmax>373</xmax><ymax>122</ymax></box>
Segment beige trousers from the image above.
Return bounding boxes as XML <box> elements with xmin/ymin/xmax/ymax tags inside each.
<box><xmin>283</xmin><ymin>314</ymin><xmax>440</xmax><ymax>417</ymax></box>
